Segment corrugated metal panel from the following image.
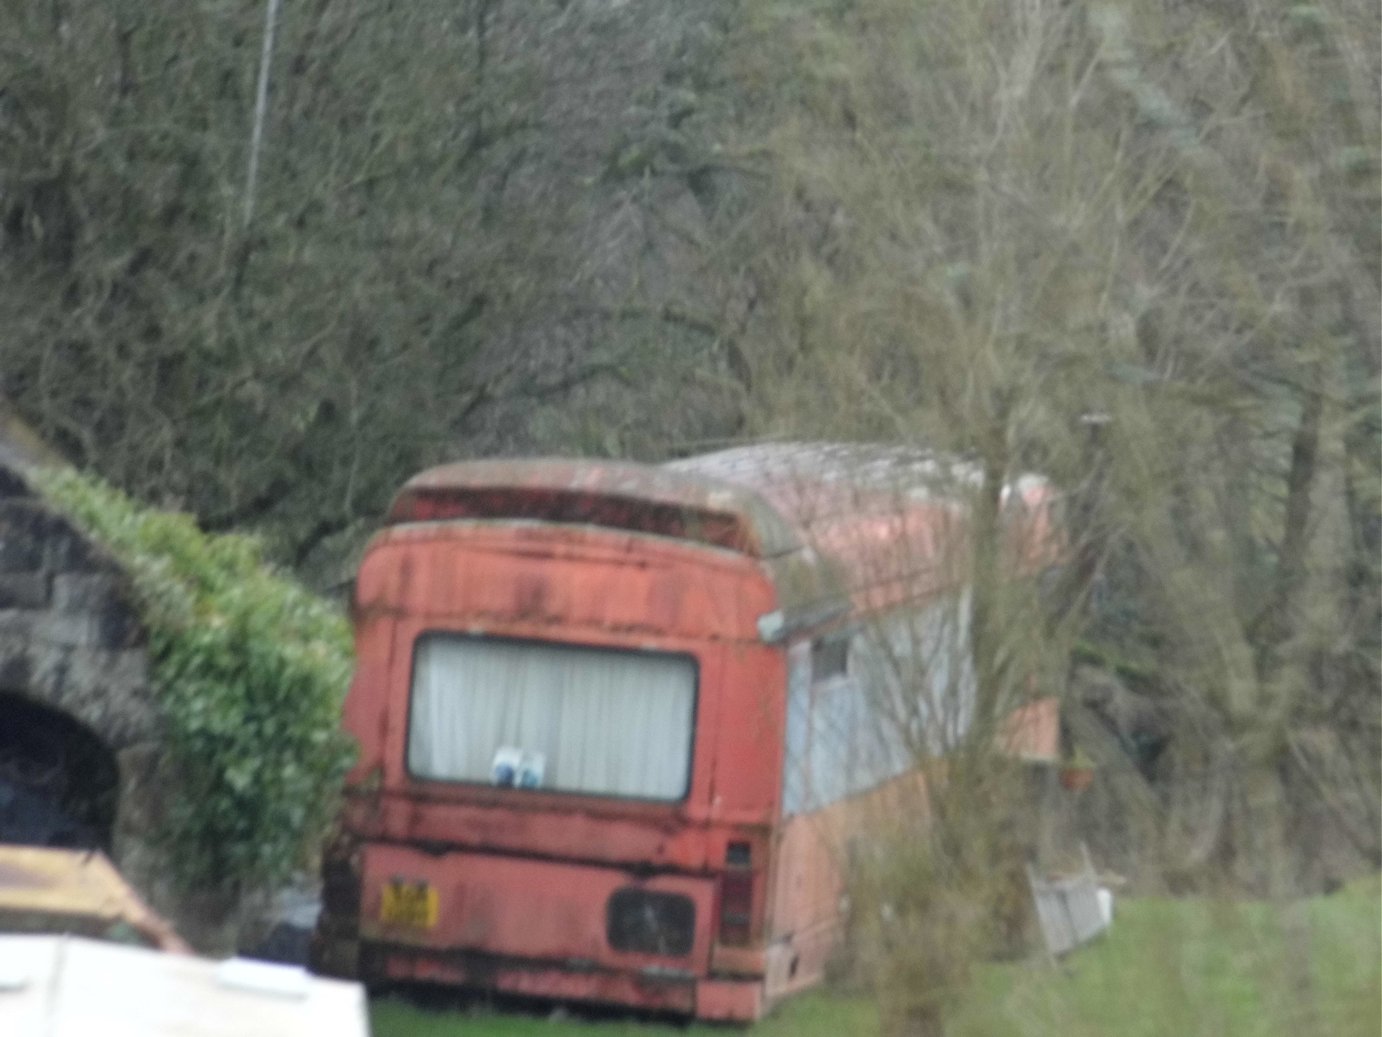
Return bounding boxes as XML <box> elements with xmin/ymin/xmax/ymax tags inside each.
<box><xmin>1027</xmin><ymin>845</ymin><xmax>1111</xmax><ymax>957</ymax></box>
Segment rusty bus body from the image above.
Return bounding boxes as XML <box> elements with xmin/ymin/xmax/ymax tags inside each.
<box><xmin>312</xmin><ymin>444</ymin><xmax>1060</xmax><ymax>1021</ymax></box>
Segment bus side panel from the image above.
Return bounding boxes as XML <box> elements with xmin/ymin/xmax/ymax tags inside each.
<box><xmin>764</xmin><ymin>811</ymin><xmax>846</xmax><ymax>1001</ymax></box>
<box><xmin>764</xmin><ymin>771</ymin><xmax>935</xmax><ymax>1004</ymax></box>
<box><xmin>709</xmin><ymin>641</ymin><xmax>786</xmax><ymax>822</ymax></box>
<box><xmin>340</xmin><ymin>541</ymin><xmax>407</xmax><ymax>784</ymax></box>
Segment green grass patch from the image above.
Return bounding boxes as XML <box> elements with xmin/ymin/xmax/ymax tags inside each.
<box><xmin>370</xmin><ymin>988</ymin><xmax>876</xmax><ymax>1037</ymax></box>
<box><xmin>370</xmin><ymin>879</ymin><xmax>1380</xmax><ymax>1037</ymax></box>
<box><xmin>953</xmin><ymin>875</ymin><xmax>1381</xmax><ymax>1037</ymax></box>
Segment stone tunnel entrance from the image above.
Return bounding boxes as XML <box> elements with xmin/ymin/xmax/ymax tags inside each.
<box><xmin>0</xmin><ymin>422</ymin><xmax>195</xmax><ymax>938</ymax></box>
<box><xmin>0</xmin><ymin>692</ymin><xmax>119</xmax><ymax>851</ymax></box>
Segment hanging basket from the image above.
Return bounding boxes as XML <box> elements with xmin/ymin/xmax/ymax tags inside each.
<box><xmin>1059</xmin><ymin>765</ymin><xmax>1095</xmax><ymax>792</ymax></box>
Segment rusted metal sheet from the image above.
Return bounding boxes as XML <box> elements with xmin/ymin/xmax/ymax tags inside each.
<box><xmin>358</xmin><ymin>843</ymin><xmax>716</xmax><ymax>971</ymax></box>
<box><xmin>356</xmin><ymin>524</ymin><xmax>780</xmax><ymax>642</ymax></box>
<box><xmin>388</xmin><ymin>457</ymin><xmax>803</xmax><ymax>558</ymax></box>
<box><xmin>382</xmin><ymin>458</ymin><xmax>844</xmax><ymax>630</ymax></box>
<box><xmin>378</xmin><ymin>944</ymin><xmax>703</xmax><ymax>1017</ymax></box>
<box><xmin>324</xmin><ymin>510</ymin><xmax>789</xmax><ymax>1019</ymax></box>
<box><xmin>346</xmin><ymin>523</ymin><xmax>788</xmax><ymax>833</ymax></box>
<box><xmin>0</xmin><ymin>844</ymin><xmax>188</xmax><ymax>953</ymax></box>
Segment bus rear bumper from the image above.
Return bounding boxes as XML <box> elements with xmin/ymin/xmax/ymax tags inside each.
<box><xmin>366</xmin><ymin>944</ymin><xmax>764</xmax><ymax>1021</ymax></box>
<box><xmin>697</xmin><ymin>976</ymin><xmax>765</xmax><ymax>1021</ymax></box>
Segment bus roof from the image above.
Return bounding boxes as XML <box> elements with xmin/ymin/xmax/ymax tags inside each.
<box><xmin>671</xmin><ymin>442</ymin><xmax>1059</xmax><ymax>611</ymax></box>
<box><xmin>388</xmin><ymin>457</ymin><xmax>803</xmax><ymax>559</ymax></box>
<box><xmin>668</xmin><ymin>441</ymin><xmax>1052</xmax><ymax>526</ymax></box>
<box><xmin>389</xmin><ymin>444</ymin><xmax>1058</xmax><ymax>625</ymax></box>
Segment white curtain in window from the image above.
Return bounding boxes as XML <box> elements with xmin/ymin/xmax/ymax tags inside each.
<box><xmin>408</xmin><ymin>636</ymin><xmax>696</xmax><ymax>801</ymax></box>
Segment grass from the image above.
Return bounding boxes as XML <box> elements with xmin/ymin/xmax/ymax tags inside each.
<box><xmin>370</xmin><ymin>877</ymin><xmax>1381</xmax><ymax>1037</ymax></box>
<box><xmin>952</xmin><ymin>875</ymin><xmax>1381</xmax><ymax>1037</ymax></box>
<box><xmin>370</xmin><ymin>988</ymin><xmax>875</xmax><ymax>1037</ymax></box>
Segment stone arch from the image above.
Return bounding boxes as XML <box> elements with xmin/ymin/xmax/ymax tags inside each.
<box><xmin>0</xmin><ymin>691</ymin><xmax>120</xmax><ymax>849</ymax></box>
<box><xmin>0</xmin><ymin>467</ymin><xmax>170</xmax><ymax>904</ymax></box>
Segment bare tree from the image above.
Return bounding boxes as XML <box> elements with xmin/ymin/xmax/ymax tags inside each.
<box><xmin>720</xmin><ymin>1</ymin><xmax>1379</xmax><ymax>1032</ymax></box>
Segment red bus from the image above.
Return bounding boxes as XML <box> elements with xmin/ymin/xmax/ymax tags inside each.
<box><xmin>311</xmin><ymin>443</ymin><xmax>1060</xmax><ymax>1021</ymax></box>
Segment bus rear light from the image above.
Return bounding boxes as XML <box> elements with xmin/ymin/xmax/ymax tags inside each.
<box><xmin>726</xmin><ymin>841</ymin><xmax>752</xmax><ymax>867</ymax></box>
<box><xmin>717</xmin><ymin>871</ymin><xmax>754</xmax><ymax>946</ymax></box>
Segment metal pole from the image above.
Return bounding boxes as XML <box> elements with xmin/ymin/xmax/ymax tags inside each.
<box><xmin>243</xmin><ymin>0</ymin><xmax>283</xmax><ymax>231</ymax></box>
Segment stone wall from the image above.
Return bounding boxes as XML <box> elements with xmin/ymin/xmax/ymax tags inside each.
<box><xmin>0</xmin><ymin>454</ymin><xmax>173</xmax><ymax>921</ymax></box>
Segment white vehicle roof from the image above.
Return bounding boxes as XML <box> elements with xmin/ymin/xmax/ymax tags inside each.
<box><xmin>0</xmin><ymin>935</ymin><xmax>368</xmax><ymax>1037</ymax></box>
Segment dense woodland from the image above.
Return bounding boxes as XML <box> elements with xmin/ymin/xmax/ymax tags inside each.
<box><xmin>2</xmin><ymin>1</ymin><xmax>1378</xmax><ymax>1030</ymax></box>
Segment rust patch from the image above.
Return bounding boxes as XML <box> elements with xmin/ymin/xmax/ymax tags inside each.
<box><xmin>513</xmin><ymin>573</ymin><xmax>547</xmax><ymax>619</ymax></box>
<box><xmin>385</xmin><ymin>458</ymin><xmax>802</xmax><ymax>559</ymax></box>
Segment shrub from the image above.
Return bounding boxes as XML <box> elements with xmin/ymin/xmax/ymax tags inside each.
<box><xmin>36</xmin><ymin>467</ymin><xmax>354</xmax><ymax>895</ymax></box>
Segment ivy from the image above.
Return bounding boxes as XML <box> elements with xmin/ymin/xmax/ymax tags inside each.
<box><xmin>35</xmin><ymin>468</ymin><xmax>354</xmax><ymax>895</ymax></box>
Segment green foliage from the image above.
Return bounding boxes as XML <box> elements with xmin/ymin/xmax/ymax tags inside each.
<box><xmin>0</xmin><ymin>0</ymin><xmax>745</xmax><ymax>579</ymax></box>
<box><xmin>35</xmin><ymin>467</ymin><xmax>354</xmax><ymax>895</ymax></box>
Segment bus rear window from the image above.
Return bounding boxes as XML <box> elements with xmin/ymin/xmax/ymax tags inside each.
<box><xmin>407</xmin><ymin>634</ymin><xmax>697</xmax><ymax>801</ymax></box>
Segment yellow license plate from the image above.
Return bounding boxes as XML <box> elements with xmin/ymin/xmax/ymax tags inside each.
<box><xmin>379</xmin><ymin>879</ymin><xmax>438</xmax><ymax>928</ymax></box>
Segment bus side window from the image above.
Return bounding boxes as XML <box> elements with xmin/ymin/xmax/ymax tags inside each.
<box><xmin>806</xmin><ymin>633</ymin><xmax>859</xmax><ymax>809</ymax></box>
<box><xmin>811</xmin><ymin>637</ymin><xmax>848</xmax><ymax>680</ymax></box>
